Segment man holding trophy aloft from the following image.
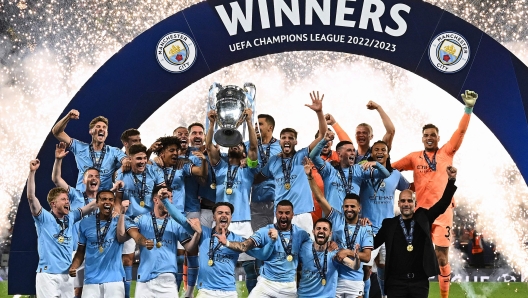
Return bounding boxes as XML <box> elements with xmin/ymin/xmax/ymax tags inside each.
<box><xmin>205</xmin><ymin>83</ymin><xmax>261</xmax><ymax>293</ymax></box>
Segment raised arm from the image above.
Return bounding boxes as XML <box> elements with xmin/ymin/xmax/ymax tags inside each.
<box><xmin>183</xmin><ymin>218</ymin><xmax>202</xmax><ymax>254</ymax></box>
<box><xmin>325</xmin><ymin>113</ymin><xmax>351</xmax><ymax>142</ymax></box>
<box><xmin>117</xmin><ymin>200</ymin><xmax>131</xmax><ymax>243</ymax></box>
<box><xmin>27</xmin><ymin>159</ymin><xmax>43</xmax><ymax>216</ymax></box>
<box><xmin>445</xmin><ymin>90</ymin><xmax>477</xmax><ymax>154</ymax></box>
<box><xmin>304</xmin><ymin>157</ymin><xmax>331</xmax><ymax>216</ymax></box>
<box><xmin>51</xmin><ymin>109</ymin><xmax>79</xmax><ymax>144</ymax></box>
<box><xmin>426</xmin><ymin>166</ymin><xmax>458</xmax><ymax>223</ymax></box>
<box><xmin>367</xmin><ymin>101</ymin><xmax>395</xmax><ymax>150</ymax></box>
<box><xmin>159</xmin><ymin>189</ymin><xmax>194</xmax><ymax>234</ymax></box>
<box><xmin>52</xmin><ymin>142</ymin><xmax>70</xmax><ymax>189</ymax></box>
<box><xmin>360</xmin><ymin>161</ymin><xmax>390</xmax><ymax>179</ymax></box>
<box><xmin>191</xmin><ymin>151</ymin><xmax>208</xmax><ymax>178</ymax></box>
<box><xmin>79</xmin><ymin>200</ymin><xmax>98</xmax><ymax>217</ymax></box>
<box><xmin>245</xmin><ymin>108</ymin><xmax>258</xmax><ymax>162</ymax></box>
<box><xmin>309</xmin><ymin>130</ymin><xmax>334</xmax><ymax>170</ymax></box>
<box><xmin>306</xmin><ymin>91</ymin><xmax>327</xmax><ymax>151</ymax></box>
<box><xmin>205</xmin><ymin>110</ymin><xmax>221</xmax><ymax>165</ymax></box>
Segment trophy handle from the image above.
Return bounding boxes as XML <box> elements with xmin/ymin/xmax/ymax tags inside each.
<box><xmin>243</xmin><ymin>82</ymin><xmax>256</xmax><ymax>141</ymax></box>
<box><xmin>206</xmin><ymin>83</ymin><xmax>222</xmax><ymax>136</ymax></box>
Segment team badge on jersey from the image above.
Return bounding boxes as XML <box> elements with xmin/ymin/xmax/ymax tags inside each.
<box><xmin>428</xmin><ymin>31</ymin><xmax>470</xmax><ymax>73</ymax></box>
<box><xmin>156</xmin><ymin>32</ymin><xmax>197</xmax><ymax>73</ymax></box>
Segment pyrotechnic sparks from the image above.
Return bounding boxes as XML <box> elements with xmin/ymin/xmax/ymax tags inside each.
<box><xmin>0</xmin><ymin>0</ymin><xmax>527</xmax><ymax>288</ymax></box>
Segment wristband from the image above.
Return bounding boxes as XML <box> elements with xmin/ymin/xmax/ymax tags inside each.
<box><xmin>226</xmin><ymin>240</ymin><xmax>231</xmax><ymax>248</ymax></box>
<box><xmin>464</xmin><ymin>106</ymin><xmax>473</xmax><ymax>114</ymax></box>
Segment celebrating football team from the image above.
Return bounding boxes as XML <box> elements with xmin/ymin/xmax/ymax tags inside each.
<box><xmin>29</xmin><ymin>87</ymin><xmax>478</xmax><ymax>297</ymax></box>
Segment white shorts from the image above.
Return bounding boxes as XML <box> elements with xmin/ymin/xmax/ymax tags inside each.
<box><xmin>275</xmin><ymin>212</ymin><xmax>314</xmax><ymax>239</ymax></box>
<box><xmin>82</xmin><ymin>281</ymin><xmax>124</xmax><ymax>298</ymax></box>
<box><xmin>135</xmin><ymin>273</ymin><xmax>177</xmax><ymax>298</ymax></box>
<box><xmin>196</xmin><ymin>288</ymin><xmax>238</xmax><ymax>298</ymax></box>
<box><xmin>122</xmin><ymin>237</ymin><xmax>136</xmax><ymax>254</ymax></box>
<box><xmin>248</xmin><ymin>276</ymin><xmax>297</xmax><ymax>298</ymax></box>
<box><xmin>36</xmin><ymin>272</ymin><xmax>74</xmax><ymax>298</ymax></box>
<box><xmin>200</xmin><ymin>209</ymin><xmax>214</xmax><ymax>228</ymax></box>
<box><xmin>335</xmin><ymin>278</ymin><xmax>364</xmax><ymax>298</ymax></box>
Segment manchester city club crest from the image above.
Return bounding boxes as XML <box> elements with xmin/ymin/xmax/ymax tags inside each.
<box><xmin>156</xmin><ymin>32</ymin><xmax>197</xmax><ymax>73</ymax></box>
<box><xmin>428</xmin><ymin>31</ymin><xmax>470</xmax><ymax>73</ymax></box>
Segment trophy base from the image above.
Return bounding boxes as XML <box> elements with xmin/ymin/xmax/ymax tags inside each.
<box><xmin>214</xmin><ymin>128</ymin><xmax>243</xmax><ymax>147</ymax></box>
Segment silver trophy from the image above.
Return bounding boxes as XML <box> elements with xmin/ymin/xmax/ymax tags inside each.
<box><xmin>206</xmin><ymin>82</ymin><xmax>256</xmax><ymax>147</ymax></box>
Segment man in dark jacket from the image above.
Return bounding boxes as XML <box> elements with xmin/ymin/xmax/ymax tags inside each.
<box><xmin>374</xmin><ymin>166</ymin><xmax>458</xmax><ymax>298</ymax></box>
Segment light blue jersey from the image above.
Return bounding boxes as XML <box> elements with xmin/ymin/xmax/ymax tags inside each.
<box><xmin>116</xmin><ymin>165</ymin><xmax>164</xmax><ymax>218</ymax></box>
<box><xmin>245</xmin><ymin>139</ymin><xmax>282</xmax><ymax>203</ymax></box>
<box><xmin>360</xmin><ymin>169</ymin><xmax>410</xmax><ymax>234</ymax></box>
<box><xmin>315</xmin><ymin>161</ymin><xmax>389</xmax><ymax>211</ymax></box>
<box><xmin>260</xmin><ymin>148</ymin><xmax>314</xmax><ymax>215</ymax></box>
<box><xmin>68</xmin><ymin>187</ymin><xmax>96</xmax><ymax>251</ymax></box>
<box><xmin>152</xmin><ymin>163</ymin><xmax>193</xmax><ymax>214</ymax></box>
<box><xmin>298</xmin><ymin>240</ymin><xmax>340</xmax><ymax>298</ymax></box>
<box><xmin>251</xmin><ymin>224</ymin><xmax>310</xmax><ymax>282</ymax></box>
<box><xmin>180</xmin><ymin>150</ymin><xmax>203</xmax><ymax>213</ymax></box>
<box><xmin>78</xmin><ymin>214</ymin><xmax>135</xmax><ymax>284</ymax></box>
<box><xmin>69</xmin><ymin>139</ymin><xmax>127</xmax><ymax>191</ymax></box>
<box><xmin>213</xmin><ymin>159</ymin><xmax>257</xmax><ymax>222</ymax></box>
<box><xmin>197</xmin><ymin>226</ymin><xmax>245</xmax><ymax>291</ymax></box>
<box><xmin>327</xmin><ymin>208</ymin><xmax>374</xmax><ymax>281</ymax></box>
<box><xmin>34</xmin><ymin>208</ymin><xmax>82</xmax><ymax>274</ymax></box>
<box><xmin>134</xmin><ymin>214</ymin><xmax>192</xmax><ymax>282</ymax></box>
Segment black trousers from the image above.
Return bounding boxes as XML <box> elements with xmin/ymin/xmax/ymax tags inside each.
<box><xmin>386</xmin><ymin>278</ymin><xmax>429</xmax><ymax>298</ymax></box>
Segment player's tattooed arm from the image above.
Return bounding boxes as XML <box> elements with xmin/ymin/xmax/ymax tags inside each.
<box><xmin>215</xmin><ymin>228</ymin><xmax>256</xmax><ymax>252</ymax></box>
<box><xmin>128</xmin><ymin>228</ymin><xmax>154</xmax><ymax>250</ymax></box>
<box><xmin>52</xmin><ymin>109</ymin><xmax>78</xmax><ymax>144</ymax></box>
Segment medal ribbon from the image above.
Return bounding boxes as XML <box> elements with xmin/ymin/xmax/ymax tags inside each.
<box><xmin>96</xmin><ymin>213</ymin><xmax>112</xmax><ymax>250</ymax></box>
<box><xmin>209</xmin><ymin>228</ymin><xmax>229</xmax><ymax>261</ymax></box>
<box><xmin>51</xmin><ymin>211</ymin><xmax>69</xmax><ymax>239</ymax></box>
<box><xmin>312</xmin><ymin>245</ymin><xmax>328</xmax><ymax>284</ymax></box>
<box><xmin>163</xmin><ymin>166</ymin><xmax>176</xmax><ymax>186</ymax></box>
<box><xmin>344</xmin><ymin>221</ymin><xmax>361</xmax><ymax>250</ymax></box>
<box><xmin>337</xmin><ymin>166</ymin><xmax>354</xmax><ymax>194</ymax></box>
<box><xmin>257</xmin><ymin>137</ymin><xmax>276</xmax><ymax>167</ymax></box>
<box><xmin>275</xmin><ymin>224</ymin><xmax>293</xmax><ymax>257</ymax></box>
<box><xmin>370</xmin><ymin>178</ymin><xmax>385</xmax><ymax>197</ymax></box>
<box><xmin>281</xmin><ymin>154</ymin><xmax>295</xmax><ymax>187</ymax></box>
<box><xmin>399</xmin><ymin>215</ymin><xmax>415</xmax><ymax>247</ymax></box>
<box><xmin>132</xmin><ymin>171</ymin><xmax>147</xmax><ymax>204</ymax></box>
<box><xmin>89</xmin><ymin>144</ymin><xmax>107</xmax><ymax>170</ymax></box>
<box><xmin>82</xmin><ymin>192</ymin><xmax>96</xmax><ymax>216</ymax></box>
<box><xmin>423</xmin><ymin>150</ymin><xmax>437</xmax><ymax>171</ymax></box>
<box><xmin>226</xmin><ymin>163</ymin><xmax>239</xmax><ymax>190</ymax></box>
<box><xmin>151</xmin><ymin>212</ymin><xmax>168</xmax><ymax>244</ymax></box>
<box><xmin>208</xmin><ymin>158</ymin><xmax>217</xmax><ymax>186</ymax></box>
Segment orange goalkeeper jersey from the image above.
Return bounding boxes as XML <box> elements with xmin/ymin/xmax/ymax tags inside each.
<box><xmin>392</xmin><ymin>112</ymin><xmax>471</xmax><ymax>213</ymax></box>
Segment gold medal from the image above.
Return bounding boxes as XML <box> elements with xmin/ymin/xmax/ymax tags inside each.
<box><xmin>287</xmin><ymin>254</ymin><xmax>293</xmax><ymax>262</ymax></box>
<box><xmin>380</xmin><ymin>181</ymin><xmax>386</xmax><ymax>188</ymax></box>
<box><xmin>156</xmin><ymin>241</ymin><xmax>162</xmax><ymax>248</ymax></box>
<box><xmin>322</xmin><ymin>279</ymin><xmax>326</xmax><ymax>286</ymax></box>
<box><xmin>225</xmin><ymin>188</ymin><xmax>233</xmax><ymax>195</ymax></box>
<box><xmin>58</xmin><ymin>236</ymin><xmax>64</xmax><ymax>243</ymax></box>
<box><xmin>210</xmin><ymin>183</ymin><xmax>216</xmax><ymax>189</ymax></box>
<box><xmin>284</xmin><ymin>183</ymin><xmax>291</xmax><ymax>190</ymax></box>
<box><xmin>140</xmin><ymin>201</ymin><xmax>145</xmax><ymax>207</ymax></box>
<box><xmin>99</xmin><ymin>246</ymin><xmax>104</xmax><ymax>253</ymax></box>
<box><xmin>208</xmin><ymin>259</ymin><xmax>214</xmax><ymax>266</ymax></box>
<box><xmin>407</xmin><ymin>244</ymin><xmax>413</xmax><ymax>252</ymax></box>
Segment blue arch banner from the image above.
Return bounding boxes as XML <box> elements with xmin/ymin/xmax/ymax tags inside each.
<box><xmin>9</xmin><ymin>0</ymin><xmax>528</xmax><ymax>293</ymax></box>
